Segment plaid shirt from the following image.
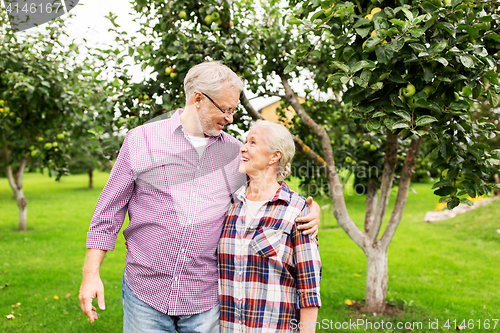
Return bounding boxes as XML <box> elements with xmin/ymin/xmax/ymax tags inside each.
<box><xmin>218</xmin><ymin>182</ymin><xmax>322</xmax><ymax>332</ymax></box>
<box><xmin>86</xmin><ymin>109</ymin><xmax>246</xmax><ymax>315</ymax></box>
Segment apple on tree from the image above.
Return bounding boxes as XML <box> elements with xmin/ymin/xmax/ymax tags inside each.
<box><xmin>204</xmin><ymin>15</ymin><xmax>213</xmax><ymax>25</ymax></box>
<box><xmin>402</xmin><ymin>83</ymin><xmax>416</xmax><ymax>98</ymax></box>
<box><xmin>179</xmin><ymin>10</ymin><xmax>187</xmax><ymax>19</ymax></box>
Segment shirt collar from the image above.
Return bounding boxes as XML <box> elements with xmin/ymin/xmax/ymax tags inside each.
<box><xmin>235</xmin><ymin>181</ymin><xmax>291</xmax><ymax>204</ymax></box>
<box><xmin>172</xmin><ymin>108</ymin><xmax>227</xmax><ymax>144</ymax></box>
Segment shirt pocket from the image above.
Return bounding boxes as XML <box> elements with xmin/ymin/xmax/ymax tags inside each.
<box><xmin>249</xmin><ymin>227</ymin><xmax>283</xmax><ymax>258</ymax></box>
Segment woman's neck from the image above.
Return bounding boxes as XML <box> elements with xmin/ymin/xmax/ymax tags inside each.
<box><xmin>246</xmin><ymin>175</ymin><xmax>280</xmax><ymax>201</ymax></box>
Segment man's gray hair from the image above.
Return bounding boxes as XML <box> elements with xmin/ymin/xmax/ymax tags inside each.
<box><xmin>184</xmin><ymin>62</ymin><xmax>244</xmax><ymax>103</ymax></box>
<box><xmin>250</xmin><ymin>120</ymin><xmax>295</xmax><ymax>180</ymax></box>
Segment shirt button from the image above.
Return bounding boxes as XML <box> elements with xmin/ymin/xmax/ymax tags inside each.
<box><xmin>181</xmin><ymin>248</ymin><xmax>185</xmax><ymax>252</ymax></box>
<box><xmin>174</xmin><ymin>277</ymin><xmax>178</xmax><ymax>281</ymax></box>
<box><xmin>192</xmin><ymin>192</ymin><xmax>196</xmax><ymax>197</ymax></box>
<box><xmin>238</xmin><ymin>271</ymin><xmax>242</xmax><ymax>275</ymax></box>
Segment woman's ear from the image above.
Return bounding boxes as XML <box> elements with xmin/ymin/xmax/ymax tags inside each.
<box><xmin>270</xmin><ymin>150</ymin><xmax>282</xmax><ymax>165</ymax></box>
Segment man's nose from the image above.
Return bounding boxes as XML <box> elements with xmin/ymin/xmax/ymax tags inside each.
<box><xmin>225</xmin><ymin>112</ymin><xmax>234</xmax><ymax>123</ymax></box>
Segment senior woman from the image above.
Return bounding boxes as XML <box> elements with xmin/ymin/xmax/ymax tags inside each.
<box><xmin>218</xmin><ymin>120</ymin><xmax>322</xmax><ymax>333</ymax></box>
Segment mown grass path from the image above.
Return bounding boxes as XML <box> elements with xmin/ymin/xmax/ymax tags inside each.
<box><xmin>1</xmin><ymin>172</ymin><xmax>499</xmax><ymax>332</ymax></box>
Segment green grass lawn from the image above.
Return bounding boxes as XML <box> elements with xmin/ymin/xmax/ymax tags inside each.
<box><xmin>1</xmin><ymin>171</ymin><xmax>499</xmax><ymax>332</ymax></box>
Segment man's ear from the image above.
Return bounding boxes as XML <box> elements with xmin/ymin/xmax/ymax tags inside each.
<box><xmin>192</xmin><ymin>92</ymin><xmax>203</xmax><ymax>108</ymax></box>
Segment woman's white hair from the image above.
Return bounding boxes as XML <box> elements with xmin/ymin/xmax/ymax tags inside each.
<box><xmin>183</xmin><ymin>62</ymin><xmax>244</xmax><ymax>104</ymax></box>
<box><xmin>250</xmin><ymin>120</ymin><xmax>295</xmax><ymax>180</ymax></box>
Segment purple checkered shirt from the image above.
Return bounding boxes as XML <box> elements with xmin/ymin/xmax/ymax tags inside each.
<box><xmin>86</xmin><ymin>109</ymin><xmax>246</xmax><ymax>315</ymax></box>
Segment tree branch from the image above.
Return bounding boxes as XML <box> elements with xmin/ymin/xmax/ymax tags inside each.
<box><xmin>16</xmin><ymin>157</ymin><xmax>27</xmax><ymax>190</ymax></box>
<box><xmin>380</xmin><ymin>136</ymin><xmax>423</xmax><ymax>250</ymax></box>
<box><xmin>369</xmin><ymin>130</ymin><xmax>398</xmax><ymax>242</ymax></box>
<box><xmin>263</xmin><ymin>91</ymin><xmax>286</xmax><ymax>98</ymax></box>
<box><xmin>278</xmin><ymin>71</ymin><xmax>367</xmax><ymax>250</ymax></box>
<box><xmin>240</xmin><ymin>91</ymin><xmax>262</xmax><ymax>121</ymax></box>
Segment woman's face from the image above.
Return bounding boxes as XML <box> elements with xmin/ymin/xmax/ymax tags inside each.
<box><xmin>239</xmin><ymin>127</ymin><xmax>275</xmax><ymax>177</ymax></box>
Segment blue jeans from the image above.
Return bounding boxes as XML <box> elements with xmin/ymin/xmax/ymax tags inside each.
<box><xmin>122</xmin><ymin>274</ymin><xmax>220</xmax><ymax>333</ymax></box>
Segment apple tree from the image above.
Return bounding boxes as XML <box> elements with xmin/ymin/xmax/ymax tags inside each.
<box><xmin>121</xmin><ymin>0</ymin><xmax>500</xmax><ymax>314</ymax></box>
<box><xmin>0</xmin><ymin>12</ymin><xmax>114</xmax><ymax>231</ymax></box>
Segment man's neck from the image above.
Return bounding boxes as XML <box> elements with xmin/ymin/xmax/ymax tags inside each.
<box><xmin>179</xmin><ymin>105</ymin><xmax>207</xmax><ymax>138</ymax></box>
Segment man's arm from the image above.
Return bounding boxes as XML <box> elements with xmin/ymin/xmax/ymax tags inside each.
<box><xmin>79</xmin><ymin>249</ymin><xmax>107</xmax><ymax>323</ymax></box>
<box><xmin>295</xmin><ymin>197</ymin><xmax>320</xmax><ymax>238</ymax></box>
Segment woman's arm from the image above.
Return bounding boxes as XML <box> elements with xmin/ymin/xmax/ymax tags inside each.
<box><xmin>299</xmin><ymin>307</ymin><xmax>318</xmax><ymax>333</ymax></box>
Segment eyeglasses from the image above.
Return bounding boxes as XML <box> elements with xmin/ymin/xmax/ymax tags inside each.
<box><xmin>201</xmin><ymin>92</ymin><xmax>238</xmax><ymax>115</ymax></box>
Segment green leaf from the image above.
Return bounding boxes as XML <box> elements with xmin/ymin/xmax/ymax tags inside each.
<box><xmin>401</xmin><ymin>8</ymin><xmax>413</xmax><ymax>21</ymax></box>
<box><xmin>391</xmin><ymin>39</ymin><xmax>405</xmax><ymax>52</ymax></box>
<box><xmin>389</xmin><ymin>19</ymin><xmax>405</xmax><ymax>27</ymax></box>
<box><xmin>459</xmin><ymin>25</ymin><xmax>479</xmax><ymax>38</ymax></box>
<box><xmin>393</xmin><ymin>110</ymin><xmax>412</xmax><ymax>122</ymax></box>
<box><xmin>430</xmin><ymin>40</ymin><xmax>448</xmax><ymax>55</ymax></box>
<box><xmin>392</xmin><ymin>120</ymin><xmax>410</xmax><ymax>129</ymax></box>
<box><xmin>310</xmin><ymin>9</ymin><xmax>325</xmax><ymax>21</ymax></box>
<box><xmin>375</xmin><ymin>45</ymin><xmax>394</xmax><ymax>65</ymax></box>
<box><xmin>434</xmin><ymin>186</ymin><xmax>455</xmax><ymax>196</ymax></box>
<box><xmin>423</xmin><ymin>65</ymin><xmax>433</xmax><ymax>83</ymax></box>
<box><xmin>432</xmin><ymin>180</ymin><xmax>452</xmax><ymax>189</ymax></box>
<box><xmin>485</xmin><ymin>33</ymin><xmax>500</xmax><ymax>42</ymax></box>
<box><xmin>287</xmin><ymin>18</ymin><xmax>302</xmax><ymax>25</ymax></box>
<box><xmin>460</xmin><ymin>198</ymin><xmax>474</xmax><ymax>206</ymax></box>
<box><xmin>354</xmin><ymin>18</ymin><xmax>372</xmax><ymax>28</ymax></box>
<box><xmin>363</xmin><ymin>36</ymin><xmax>383</xmax><ymax>52</ymax></box>
<box><xmin>350</xmin><ymin>60</ymin><xmax>376</xmax><ymax>74</ymax></box>
<box><xmin>435</xmin><ymin>57</ymin><xmax>449</xmax><ymax>66</ymax></box>
<box><xmin>450</xmin><ymin>155</ymin><xmax>465</xmax><ymax>167</ymax></box>
<box><xmin>409</xmin><ymin>43</ymin><xmax>427</xmax><ymax>52</ymax></box>
<box><xmin>436</xmin><ymin>22</ymin><xmax>455</xmax><ymax>36</ymax></box>
<box><xmin>487</xmin><ymin>88</ymin><xmax>500</xmax><ymax>107</ymax></box>
<box><xmin>421</xmin><ymin>1</ymin><xmax>439</xmax><ymax>13</ymax></box>
<box><xmin>366</xmin><ymin>119</ymin><xmax>381</xmax><ymax>132</ymax></box>
<box><xmin>355</xmin><ymin>27</ymin><xmax>371</xmax><ymax>38</ymax></box>
<box><xmin>450</xmin><ymin>100</ymin><xmax>470</xmax><ymax>111</ymax></box>
<box><xmin>284</xmin><ymin>64</ymin><xmax>296</xmax><ymax>74</ymax></box>
<box><xmin>372</xmin><ymin>111</ymin><xmax>386</xmax><ymax>117</ymax></box>
<box><xmin>462</xmin><ymin>180</ymin><xmax>476</xmax><ymax>198</ymax></box>
<box><xmin>447</xmin><ymin>197</ymin><xmax>460</xmax><ymax>210</ymax></box>
<box><xmin>415</xmin><ymin>115</ymin><xmax>438</xmax><ymax>126</ymax></box>
<box><xmin>459</xmin><ymin>55</ymin><xmax>474</xmax><ymax>68</ymax></box>
<box><xmin>410</xmin><ymin>28</ymin><xmax>427</xmax><ymax>37</ymax></box>
<box><xmin>331</xmin><ymin>61</ymin><xmax>350</xmax><ymax>73</ymax></box>
<box><xmin>384</xmin><ymin>118</ymin><xmax>395</xmax><ymax>129</ymax></box>
<box><xmin>447</xmin><ymin>166</ymin><xmax>459</xmax><ymax>180</ymax></box>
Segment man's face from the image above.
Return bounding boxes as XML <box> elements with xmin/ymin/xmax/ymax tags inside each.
<box><xmin>198</xmin><ymin>85</ymin><xmax>240</xmax><ymax>137</ymax></box>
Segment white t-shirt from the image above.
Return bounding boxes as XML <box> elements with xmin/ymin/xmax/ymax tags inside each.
<box><xmin>187</xmin><ymin>135</ymin><xmax>209</xmax><ymax>158</ymax></box>
<box><xmin>244</xmin><ymin>199</ymin><xmax>267</xmax><ymax>229</ymax></box>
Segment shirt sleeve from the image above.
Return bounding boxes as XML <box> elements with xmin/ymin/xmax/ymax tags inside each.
<box><xmin>86</xmin><ymin>130</ymin><xmax>135</xmax><ymax>251</ymax></box>
<box><xmin>292</xmin><ymin>203</ymin><xmax>322</xmax><ymax>309</ymax></box>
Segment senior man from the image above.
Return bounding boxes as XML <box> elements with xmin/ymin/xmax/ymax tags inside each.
<box><xmin>78</xmin><ymin>62</ymin><xmax>320</xmax><ymax>333</ymax></box>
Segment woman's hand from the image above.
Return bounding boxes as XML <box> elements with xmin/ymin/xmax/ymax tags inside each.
<box><xmin>295</xmin><ymin>197</ymin><xmax>320</xmax><ymax>239</ymax></box>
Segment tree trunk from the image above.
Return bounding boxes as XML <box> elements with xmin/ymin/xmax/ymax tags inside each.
<box><xmin>364</xmin><ymin>245</ymin><xmax>388</xmax><ymax>314</ymax></box>
<box><xmin>88</xmin><ymin>168</ymin><xmax>94</xmax><ymax>189</ymax></box>
<box><xmin>6</xmin><ymin>158</ymin><xmax>28</xmax><ymax>231</ymax></box>
<box><xmin>364</xmin><ymin>178</ymin><xmax>378</xmax><ymax>234</ymax></box>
